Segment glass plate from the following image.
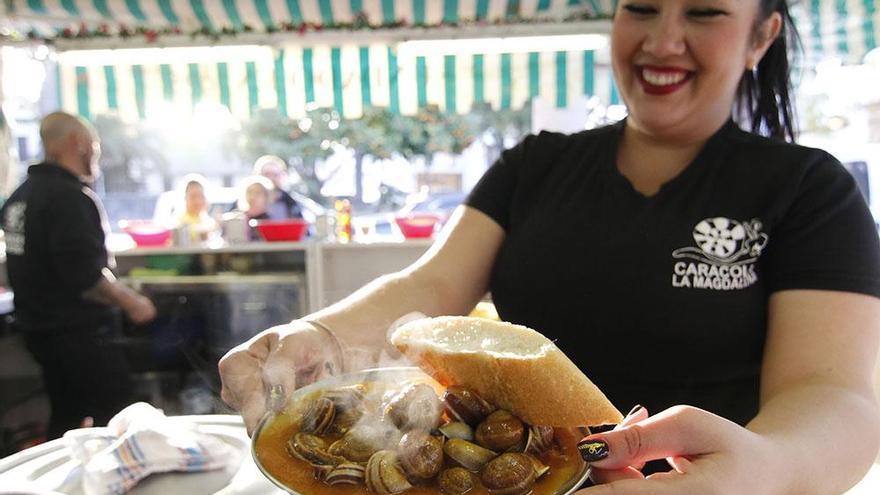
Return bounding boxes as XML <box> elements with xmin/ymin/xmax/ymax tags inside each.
<box><xmin>251</xmin><ymin>366</ymin><xmax>591</xmax><ymax>495</ymax></box>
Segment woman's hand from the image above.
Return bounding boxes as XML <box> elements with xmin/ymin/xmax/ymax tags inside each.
<box><xmin>577</xmin><ymin>405</ymin><xmax>780</xmax><ymax>495</ymax></box>
<box><xmin>218</xmin><ymin>321</ymin><xmax>342</xmax><ymax>435</ymax></box>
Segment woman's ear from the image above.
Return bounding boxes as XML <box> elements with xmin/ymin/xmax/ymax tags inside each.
<box><xmin>747</xmin><ymin>12</ymin><xmax>783</xmax><ymax>70</ymax></box>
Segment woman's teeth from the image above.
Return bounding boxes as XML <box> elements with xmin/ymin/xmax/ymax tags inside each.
<box><xmin>642</xmin><ymin>69</ymin><xmax>687</xmax><ymax>86</ymax></box>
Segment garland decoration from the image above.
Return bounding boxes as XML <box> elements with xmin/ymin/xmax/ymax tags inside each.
<box><xmin>1</xmin><ymin>10</ymin><xmax>610</xmax><ymax>44</ymax></box>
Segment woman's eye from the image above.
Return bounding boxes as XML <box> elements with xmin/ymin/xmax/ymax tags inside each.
<box><xmin>623</xmin><ymin>4</ymin><xmax>657</xmax><ymax>15</ymax></box>
<box><xmin>688</xmin><ymin>8</ymin><xmax>727</xmax><ymax>18</ymax></box>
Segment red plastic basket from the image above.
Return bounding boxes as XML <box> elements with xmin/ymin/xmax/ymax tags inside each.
<box><xmin>122</xmin><ymin>221</ymin><xmax>171</xmax><ymax>247</ymax></box>
<box><xmin>395</xmin><ymin>214</ymin><xmax>441</xmax><ymax>239</ymax></box>
<box><xmin>253</xmin><ymin>219</ymin><xmax>309</xmax><ymax>242</ymax></box>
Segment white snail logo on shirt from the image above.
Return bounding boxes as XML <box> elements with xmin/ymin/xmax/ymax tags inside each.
<box><xmin>671</xmin><ymin>217</ymin><xmax>768</xmax><ymax>290</ymax></box>
<box><xmin>3</xmin><ymin>201</ymin><xmax>26</xmax><ymax>255</ymax></box>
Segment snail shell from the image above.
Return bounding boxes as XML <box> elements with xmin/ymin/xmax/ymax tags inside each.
<box><xmin>480</xmin><ymin>453</ymin><xmax>537</xmax><ymax>495</ymax></box>
<box><xmin>313</xmin><ymin>464</ymin><xmax>334</xmax><ymax>482</ymax></box>
<box><xmin>438</xmin><ymin>467</ymin><xmax>478</xmax><ymax>495</ymax></box>
<box><xmin>475</xmin><ymin>410</ymin><xmax>525</xmax><ymax>452</ymax></box>
<box><xmin>384</xmin><ymin>383</ymin><xmax>442</xmax><ymax>433</ymax></box>
<box><xmin>365</xmin><ymin>450</ymin><xmax>413</xmax><ymax>495</ymax></box>
<box><xmin>328</xmin><ymin>404</ymin><xmax>365</xmax><ymax>435</ymax></box>
<box><xmin>325</xmin><ymin>462</ymin><xmax>366</xmax><ymax>486</ymax></box>
<box><xmin>443</xmin><ymin>438</ymin><xmax>498</xmax><ymax>472</ymax></box>
<box><xmin>442</xmin><ymin>386</ymin><xmax>495</xmax><ymax>426</ymax></box>
<box><xmin>286</xmin><ymin>432</ymin><xmax>345</xmax><ymax>466</ymax></box>
<box><xmin>323</xmin><ymin>384</ymin><xmax>366</xmax><ymax>410</ymax></box>
<box><xmin>398</xmin><ymin>431</ymin><xmax>445</xmax><ymax>481</ymax></box>
<box><xmin>300</xmin><ymin>397</ymin><xmax>335</xmax><ymax>435</ymax></box>
<box><xmin>328</xmin><ymin>422</ymin><xmax>399</xmax><ymax>463</ymax></box>
<box><xmin>524</xmin><ymin>425</ymin><xmax>555</xmax><ymax>455</ymax></box>
<box><xmin>439</xmin><ymin>422</ymin><xmax>474</xmax><ymax>442</ymax></box>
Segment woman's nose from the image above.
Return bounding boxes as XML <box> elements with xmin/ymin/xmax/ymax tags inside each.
<box><xmin>642</xmin><ymin>16</ymin><xmax>687</xmax><ymax>57</ymax></box>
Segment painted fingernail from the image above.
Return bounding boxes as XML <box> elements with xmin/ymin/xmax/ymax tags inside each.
<box><xmin>577</xmin><ymin>439</ymin><xmax>609</xmax><ymax>462</ymax></box>
<box><xmin>625</xmin><ymin>404</ymin><xmax>644</xmax><ymax>418</ymax></box>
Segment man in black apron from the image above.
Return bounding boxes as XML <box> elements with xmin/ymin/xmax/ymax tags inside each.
<box><xmin>1</xmin><ymin>112</ymin><xmax>156</xmax><ymax>439</ymax></box>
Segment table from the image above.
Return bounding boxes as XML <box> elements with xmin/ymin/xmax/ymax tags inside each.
<box><xmin>0</xmin><ymin>415</ymin><xmax>283</xmax><ymax>495</ymax></box>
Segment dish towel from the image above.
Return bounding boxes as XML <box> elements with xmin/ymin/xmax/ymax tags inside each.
<box><xmin>63</xmin><ymin>402</ymin><xmax>235</xmax><ymax>495</ymax></box>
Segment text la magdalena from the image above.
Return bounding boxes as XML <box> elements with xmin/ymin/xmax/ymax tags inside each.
<box><xmin>670</xmin><ymin>217</ymin><xmax>768</xmax><ymax>292</ymax></box>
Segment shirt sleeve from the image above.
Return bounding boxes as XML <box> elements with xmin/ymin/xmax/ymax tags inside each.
<box><xmin>46</xmin><ymin>187</ymin><xmax>107</xmax><ymax>293</ymax></box>
<box><xmin>465</xmin><ymin>134</ymin><xmax>536</xmax><ymax>231</ymax></box>
<box><xmin>764</xmin><ymin>151</ymin><xmax>880</xmax><ymax>297</ymax></box>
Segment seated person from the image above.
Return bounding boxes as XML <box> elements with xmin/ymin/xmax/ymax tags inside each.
<box><xmin>173</xmin><ymin>174</ymin><xmax>218</xmax><ymax>242</ymax></box>
<box><xmin>234</xmin><ymin>176</ymin><xmax>273</xmax><ymax>240</ymax></box>
<box><xmin>253</xmin><ymin>155</ymin><xmax>303</xmax><ymax>220</ymax></box>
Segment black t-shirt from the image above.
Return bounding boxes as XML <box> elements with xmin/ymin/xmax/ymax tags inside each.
<box><xmin>466</xmin><ymin>120</ymin><xmax>880</xmax><ymax>426</ymax></box>
<box><xmin>1</xmin><ymin>164</ymin><xmax>112</xmax><ymax>330</ymax></box>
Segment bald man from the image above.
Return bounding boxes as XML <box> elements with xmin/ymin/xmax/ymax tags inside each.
<box><xmin>1</xmin><ymin>112</ymin><xmax>156</xmax><ymax>438</ymax></box>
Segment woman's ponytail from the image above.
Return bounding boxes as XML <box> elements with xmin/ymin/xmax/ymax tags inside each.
<box><xmin>735</xmin><ymin>0</ymin><xmax>801</xmax><ymax>142</ymax></box>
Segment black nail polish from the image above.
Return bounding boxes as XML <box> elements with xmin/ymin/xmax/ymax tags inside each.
<box><xmin>625</xmin><ymin>404</ymin><xmax>644</xmax><ymax>418</ymax></box>
<box><xmin>577</xmin><ymin>439</ymin><xmax>609</xmax><ymax>462</ymax></box>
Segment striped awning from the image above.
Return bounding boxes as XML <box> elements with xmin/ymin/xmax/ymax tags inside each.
<box><xmin>791</xmin><ymin>0</ymin><xmax>879</xmax><ymax>66</ymax></box>
<box><xmin>5</xmin><ymin>0</ymin><xmax>614</xmax><ymax>38</ymax></box>
<box><xmin>57</xmin><ymin>41</ymin><xmax>620</xmax><ymax>122</ymax></box>
<box><xmin>5</xmin><ymin>1</ymin><xmax>878</xmax><ymax>66</ymax></box>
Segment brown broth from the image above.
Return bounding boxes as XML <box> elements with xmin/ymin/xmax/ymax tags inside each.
<box><xmin>254</xmin><ymin>384</ymin><xmax>587</xmax><ymax>495</ymax></box>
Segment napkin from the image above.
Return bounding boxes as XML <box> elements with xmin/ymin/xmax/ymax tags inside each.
<box><xmin>63</xmin><ymin>402</ymin><xmax>235</xmax><ymax>495</ymax></box>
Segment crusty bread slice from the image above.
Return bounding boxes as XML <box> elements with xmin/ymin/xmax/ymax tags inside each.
<box><xmin>390</xmin><ymin>316</ymin><xmax>623</xmax><ymax>427</ymax></box>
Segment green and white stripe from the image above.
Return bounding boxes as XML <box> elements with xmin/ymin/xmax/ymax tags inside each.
<box><xmin>791</xmin><ymin>0</ymin><xmax>880</xmax><ymax>65</ymax></box>
<box><xmin>10</xmin><ymin>0</ymin><xmax>880</xmax><ymax>66</ymax></box>
<box><xmin>10</xmin><ymin>0</ymin><xmax>604</xmax><ymax>30</ymax></box>
<box><xmin>58</xmin><ymin>41</ymin><xmax>617</xmax><ymax>122</ymax></box>
<box><xmin>58</xmin><ymin>46</ymin><xmax>276</xmax><ymax>121</ymax></box>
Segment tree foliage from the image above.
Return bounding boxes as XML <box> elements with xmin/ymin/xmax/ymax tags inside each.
<box><xmin>236</xmin><ymin>104</ymin><xmax>532</xmax><ymax>203</ymax></box>
<box><xmin>236</xmin><ymin>108</ymin><xmax>340</xmax><ymax>202</ymax></box>
<box><xmin>470</xmin><ymin>102</ymin><xmax>532</xmax><ymax>165</ymax></box>
<box><xmin>393</xmin><ymin>104</ymin><xmax>481</xmax><ymax>165</ymax></box>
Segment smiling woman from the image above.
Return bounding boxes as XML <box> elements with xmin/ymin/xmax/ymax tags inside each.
<box><xmin>611</xmin><ymin>0</ymin><xmax>790</xmax><ymax>146</ymax></box>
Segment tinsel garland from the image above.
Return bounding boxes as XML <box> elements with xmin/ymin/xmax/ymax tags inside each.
<box><xmin>1</xmin><ymin>11</ymin><xmax>610</xmax><ymax>44</ymax></box>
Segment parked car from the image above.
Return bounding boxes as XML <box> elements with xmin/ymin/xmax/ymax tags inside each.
<box><xmin>351</xmin><ymin>191</ymin><xmax>468</xmax><ymax>237</ymax></box>
<box><xmin>397</xmin><ymin>191</ymin><xmax>468</xmax><ymax>221</ymax></box>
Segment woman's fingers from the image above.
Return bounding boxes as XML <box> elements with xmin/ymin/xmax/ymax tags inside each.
<box><xmin>615</xmin><ymin>405</ymin><xmax>649</xmax><ymax>470</ymax></box>
<box><xmin>618</xmin><ymin>405</ymin><xmax>649</xmax><ymax>427</ymax></box>
<box><xmin>219</xmin><ymin>343</ymin><xmax>268</xmax><ymax>434</ymax></box>
<box><xmin>578</xmin><ymin>405</ymin><xmax>736</xmax><ymax>470</ymax></box>
<box><xmin>588</xmin><ymin>405</ymin><xmax>651</xmax><ymax>484</ymax></box>
<box><xmin>219</xmin><ymin>323</ymin><xmax>330</xmax><ymax>435</ymax></box>
<box><xmin>588</xmin><ymin>465</ymin><xmax>644</xmax><ymax>484</ymax></box>
<box><xmin>666</xmin><ymin>455</ymin><xmax>694</xmax><ymax>474</ymax></box>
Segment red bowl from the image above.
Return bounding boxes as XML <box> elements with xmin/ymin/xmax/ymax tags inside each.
<box><xmin>122</xmin><ymin>221</ymin><xmax>172</xmax><ymax>247</ymax></box>
<box><xmin>395</xmin><ymin>215</ymin><xmax>441</xmax><ymax>239</ymax></box>
<box><xmin>253</xmin><ymin>219</ymin><xmax>309</xmax><ymax>242</ymax></box>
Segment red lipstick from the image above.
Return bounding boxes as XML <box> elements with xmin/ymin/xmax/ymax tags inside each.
<box><xmin>638</xmin><ymin>66</ymin><xmax>693</xmax><ymax>95</ymax></box>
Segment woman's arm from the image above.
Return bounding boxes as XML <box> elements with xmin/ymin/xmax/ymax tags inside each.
<box><xmin>219</xmin><ymin>205</ymin><xmax>505</xmax><ymax>431</ymax></box>
<box><xmin>747</xmin><ymin>289</ymin><xmax>880</xmax><ymax>494</ymax></box>
<box><xmin>577</xmin><ymin>289</ymin><xmax>880</xmax><ymax>494</ymax></box>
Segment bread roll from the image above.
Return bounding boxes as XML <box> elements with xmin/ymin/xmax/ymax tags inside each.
<box><xmin>390</xmin><ymin>316</ymin><xmax>623</xmax><ymax>427</ymax></box>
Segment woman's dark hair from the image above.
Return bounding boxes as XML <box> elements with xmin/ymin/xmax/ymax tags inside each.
<box><xmin>735</xmin><ymin>0</ymin><xmax>801</xmax><ymax>142</ymax></box>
